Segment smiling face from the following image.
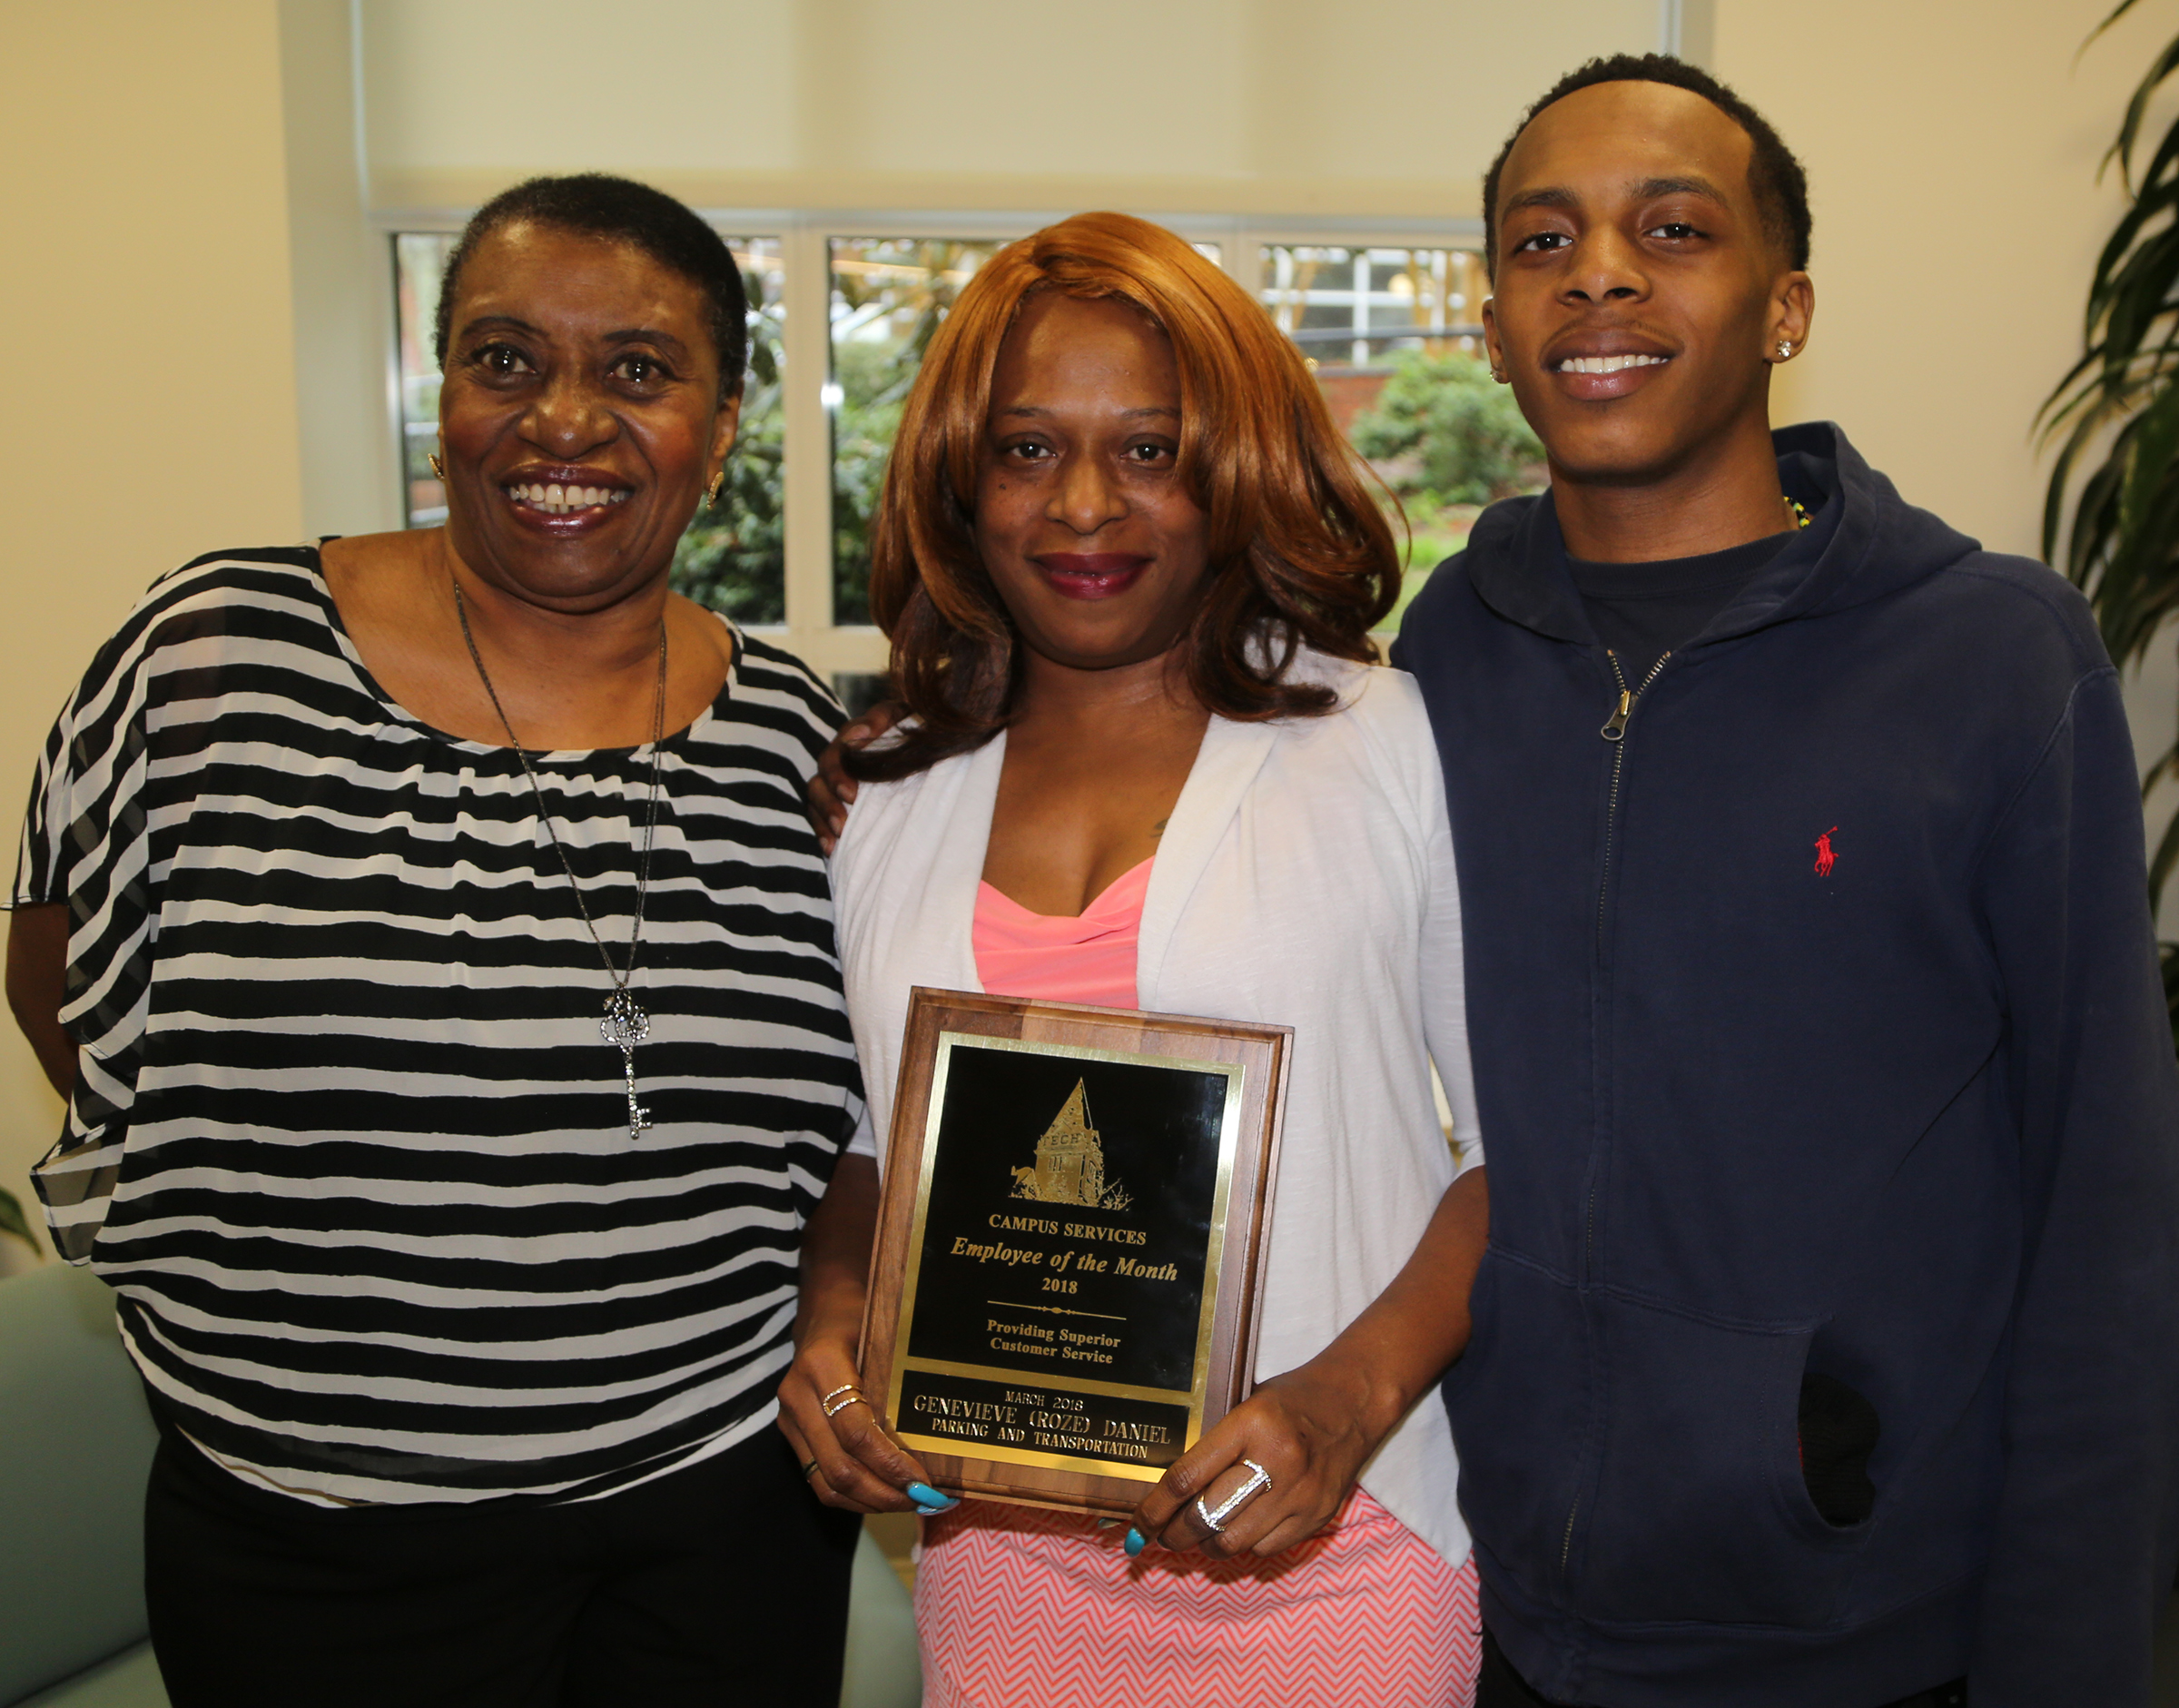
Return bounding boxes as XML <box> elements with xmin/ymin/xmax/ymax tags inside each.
<box><xmin>1484</xmin><ymin>80</ymin><xmax>1810</xmax><ymax>489</ymax></box>
<box><xmin>437</xmin><ymin>222</ymin><xmax>739</xmax><ymax>609</ymax></box>
<box><xmin>973</xmin><ymin>293</ymin><xmax>1213</xmax><ymax>673</ymax></box>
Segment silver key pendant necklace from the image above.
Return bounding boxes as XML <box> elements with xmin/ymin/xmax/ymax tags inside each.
<box><xmin>454</xmin><ymin>578</ymin><xmax>666</xmax><ymax>1140</ymax></box>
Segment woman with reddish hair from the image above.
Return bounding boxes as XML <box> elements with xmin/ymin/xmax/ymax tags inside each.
<box><xmin>784</xmin><ymin>212</ymin><xmax>1489</xmax><ymax>1705</ymax></box>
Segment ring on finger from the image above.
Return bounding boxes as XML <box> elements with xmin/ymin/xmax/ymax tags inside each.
<box><xmin>801</xmin><ymin>1457</ymin><xmax>821</xmax><ymax>1479</ymax></box>
<box><xmin>823</xmin><ymin>1387</ymin><xmax>870</xmax><ymax>1419</ymax></box>
<box><xmin>1195</xmin><ymin>1458</ymin><xmax>1274</xmax><ymax>1534</ymax></box>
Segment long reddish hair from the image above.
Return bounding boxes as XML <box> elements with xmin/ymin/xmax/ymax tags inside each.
<box><xmin>852</xmin><ymin>211</ymin><xmax>1400</xmax><ymax>781</ymax></box>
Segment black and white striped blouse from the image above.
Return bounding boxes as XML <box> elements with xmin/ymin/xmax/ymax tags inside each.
<box><xmin>15</xmin><ymin>548</ymin><xmax>865</xmax><ymax>1505</ymax></box>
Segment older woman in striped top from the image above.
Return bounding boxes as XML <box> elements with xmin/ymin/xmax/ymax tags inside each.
<box><xmin>6</xmin><ymin>175</ymin><xmax>864</xmax><ymax>1707</ymax></box>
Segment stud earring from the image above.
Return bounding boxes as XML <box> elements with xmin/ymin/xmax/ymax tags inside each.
<box><xmin>1776</xmin><ymin>341</ymin><xmax>1793</xmax><ymax>360</ymax></box>
<box><xmin>705</xmin><ymin>471</ymin><xmax>725</xmax><ymax>509</ymax></box>
<box><xmin>428</xmin><ymin>451</ymin><xmax>447</xmax><ymax>481</ymax></box>
<box><xmin>1491</xmin><ymin>367</ymin><xmax>1509</xmax><ymax>383</ymax></box>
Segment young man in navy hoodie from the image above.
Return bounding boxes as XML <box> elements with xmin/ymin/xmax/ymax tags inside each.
<box><xmin>1397</xmin><ymin>54</ymin><xmax>2179</xmax><ymax>1708</ymax></box>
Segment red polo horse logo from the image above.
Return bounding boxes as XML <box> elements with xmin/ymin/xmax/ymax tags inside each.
<box><xmin>1814</xmin><ymin>826</ymin><xmax>1839</xmax><ymax>876</ymax></box>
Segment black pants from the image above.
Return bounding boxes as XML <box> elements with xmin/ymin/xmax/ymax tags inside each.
<box><xmin>145</xmin><ymin>1424</ymin><xmax>861</xmax><ymax>1708</ymax></box>
<box><xmin>1481</xmin><ymin>1627</ymin><xmax>1967</xmax><ymax>1708</ymax></box>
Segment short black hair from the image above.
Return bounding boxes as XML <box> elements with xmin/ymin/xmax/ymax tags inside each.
<box><xmin>432</xmin><ymin>173</ymin><xmax>748</xmax><ymax>400</ymax></box>
<box><xmin>1482</xmin><ymin>54</ymin><xmax>1811</xmax><ymax>278</ymax></box>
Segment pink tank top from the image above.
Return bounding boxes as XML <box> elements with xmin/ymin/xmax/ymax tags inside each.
<box><xmin>971</xmin><ymin>858</ymin><xmax>1151</xmax><ymax>1009</ymax></box>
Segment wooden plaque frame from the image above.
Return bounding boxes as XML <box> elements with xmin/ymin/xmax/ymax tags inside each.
<box><xmin>860</xmin><ymin>988</ymin><xmax>1291</xmax><ymax>1515</ymax></box>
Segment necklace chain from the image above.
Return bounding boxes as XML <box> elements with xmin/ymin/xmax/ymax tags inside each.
<box><xmin>452</xmin><ymin>578</ymin><xmax>667</xmax><ymax>1137</ymax></box>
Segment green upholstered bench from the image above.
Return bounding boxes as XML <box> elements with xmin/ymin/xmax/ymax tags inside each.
<box><xmin>0</xmin><ymin>1263</ymin><xmax>163</xmax><ymax>1708</ymax></box>
<box><xmin>0</xmin><ymin>1263</ymin><xmax>920</xmax><ymax>1708</ymax></box>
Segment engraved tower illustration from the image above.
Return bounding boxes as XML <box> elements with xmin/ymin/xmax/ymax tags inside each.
<box><xmin>1011</xmin><ymin>1080</ymin><xmax>1127</xmax><ymax>1209</ymax></box>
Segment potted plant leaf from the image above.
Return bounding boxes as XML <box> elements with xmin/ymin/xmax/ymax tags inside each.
<box><xmin>2039</xmin><ymin>0</ymin><xmax>2179</xmax><ymax>1048</ymax></box>
<box><xmin>1</xmin><ymin>1184</ymin><xmax>36</xmax><ymax>1257</ymax></box>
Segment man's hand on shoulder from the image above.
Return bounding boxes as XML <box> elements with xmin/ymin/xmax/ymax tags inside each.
<box><xmin>810</xmin><ymin>701</ymin><xmax>902</xmax><ymax>854</ymax></box>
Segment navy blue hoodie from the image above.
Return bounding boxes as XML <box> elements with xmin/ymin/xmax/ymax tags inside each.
<box><xmin>1392</xmin><ymin>423</ymin><xmax>2179</xmax><ymax>1707</ymax></box>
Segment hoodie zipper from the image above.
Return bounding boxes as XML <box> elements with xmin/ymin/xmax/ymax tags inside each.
<box><xmin>1562</xmin><ymin>647</ymin><xmax>1671</xmax><ymax>1582</ymax></box>
<box><xmin>1595</xmin><ymin>648</ymin><xmax>1669</xmax><ymax>949</ymax></box>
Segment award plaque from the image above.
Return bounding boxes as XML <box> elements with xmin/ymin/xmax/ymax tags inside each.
<box><xmin>860</xmin><ymin>988</ymin><xmax>1291</xmax><ymax>1515</ymax></box>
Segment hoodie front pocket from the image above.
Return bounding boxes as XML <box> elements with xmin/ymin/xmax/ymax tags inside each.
<box><xmin>1440</xmin><ymin>1249</ymin><xmax>1593</xmax><ymax>1603</ymax></box>
<box><xmin>1571</xmin><ymin>1292</ymin><xmax>1866</xmax><ymax>1628</ymax></box>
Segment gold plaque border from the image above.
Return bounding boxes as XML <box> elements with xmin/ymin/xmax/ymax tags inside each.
<box><xmin>884</xmin><ymin>1030</ymin><xmax>1247</xmax><ymax>1480</ymax></box>
<box><xmin>894</xmin><ymin>1435</ymin><xmax>1168</xmax><ymax>1485</ymax></box>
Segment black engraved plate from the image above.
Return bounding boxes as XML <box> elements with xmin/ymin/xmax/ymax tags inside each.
<box><xmin>886</xmin><ymin>1035</ymin><xmax>1244</xmax><ymax>1481</ymax></box>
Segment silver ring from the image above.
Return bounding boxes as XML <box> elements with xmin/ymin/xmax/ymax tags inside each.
<box><xmin>1194</xmin><ymin>1458</ymin><xmax>1273</xmax><ymax>1533</ymax></box>
<box><xmin>823</xmin><ymin>1389</ymin><xmax>870</xmax><ymax>1419</ymax></box>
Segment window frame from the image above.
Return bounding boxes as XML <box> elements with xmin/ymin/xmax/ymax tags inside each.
<box><xmin>378</xmin><ymin>209</ymin><xmax>1485</xmax><ymax>687</ymax></box>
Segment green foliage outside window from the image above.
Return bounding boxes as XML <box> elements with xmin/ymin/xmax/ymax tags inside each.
<box><xmin>829</xmin><ymin>240</ymin><xmax>1001</xmax><ymax>625</ymax></box>
<box><xmin>669</xmin><ymin>258</ymin><xmax>788</xmax><ymax>624</ymax></box>
<box><xmin>1349</xmin><ymin>350</ymin><xmax>1545</xmax><ymax>509</ymax></box>
<box><xmin>830</xmin><ymin>338</ymin><xmax>912</xmax><ymax>628</ymax></box>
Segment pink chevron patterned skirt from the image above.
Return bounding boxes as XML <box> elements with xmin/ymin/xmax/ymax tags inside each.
<box><xmin>913</xmin><ymin>1487</ymin><xmax>1480</xmax><ymax>1707</ymax></box>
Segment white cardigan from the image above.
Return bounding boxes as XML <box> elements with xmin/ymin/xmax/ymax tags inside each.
<box><xmin>830</xmin><ymin>653</ymin><xmax>1481</xmax><ymax>1568</ymax></box>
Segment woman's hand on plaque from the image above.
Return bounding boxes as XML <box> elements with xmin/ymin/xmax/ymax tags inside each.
<box><xmin>806</xmin><ymin>702</ymin><xmax>901</xmax><ymax>854</ymax></box>
<box><xmin>777</xmin><ymin>1336</ymin><xmax>958</xmax><ymax>1516</ymax></box>
<box><xmin>1127</xmin><ymin>1169</ymin><xmax>1491</xmax><ymax>1559</ymax></box>
<box><xmin>1124</xmin><ymin>1355</ymin><xmax>1389</xmax><ymax>1561</ymax></box>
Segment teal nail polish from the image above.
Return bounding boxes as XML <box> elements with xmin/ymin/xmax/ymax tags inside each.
<box><xmin>1124</xmin><ymin>1526</ymin><xmax>1147</xmax><ymax>1557</ymax></box>
<box><xmin>907</xmin><ymin>1482</ymin><xmax>958</xmax><ymax>1512</ymax></box>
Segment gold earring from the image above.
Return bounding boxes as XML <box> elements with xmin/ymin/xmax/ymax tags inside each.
<box><xmin>705</xmin><ymin>471</ymin><xmax>725</xmax><ymax>509</ymax></box>
<box><xmin>428</xmin><ymin>451</ymin><xmax>447</xmax><ymax>481</ymax></box>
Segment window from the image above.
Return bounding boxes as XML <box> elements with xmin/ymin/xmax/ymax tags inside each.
<box><xmin>389</xmin><ymin>216</ymin><xmax>1498</xmax><ymax>688</ymax></box>
<box><xmin>1261</xmin><ymin>242</ymin><xmax>1536</xmax><ymax>627</ymax></box>
<box><xmin>826</xmin><ymin>238</ymin><xmax>1004</xmax><ymax>626</ymax></box>
<box><xmin>673</xmin><ymin>240</ymin><xmax>785</xmax><ymax>624</ymax></box>
<box><xmin>393</xmin><ymin>233</ymin><xmax>456</xmax><ymax>528</ymax></box>
<box><xmin>1260</xmin><ymin>243</ymin><xmax>1487</xmax><ymax>367</ymax></box>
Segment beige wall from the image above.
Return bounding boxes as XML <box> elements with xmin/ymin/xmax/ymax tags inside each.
<box><xmin>1713</xmin><ymin>0</ymin><xmax>2179</xmax><ymax>918</ymax></box>
<box><xmin>0</xmin><ymin>0</ymin><xmax>309</xmax><ymax>1265</ymax></box>
<box><xmin>5</xmin><ymin>0</ymin><xmax>2174</xmax><ymax>1259</ymax></box>
<box><xmin>1720</xmin><ymin>0</ymin><xmax>2160</xmax><ymax>560</ymax></box>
